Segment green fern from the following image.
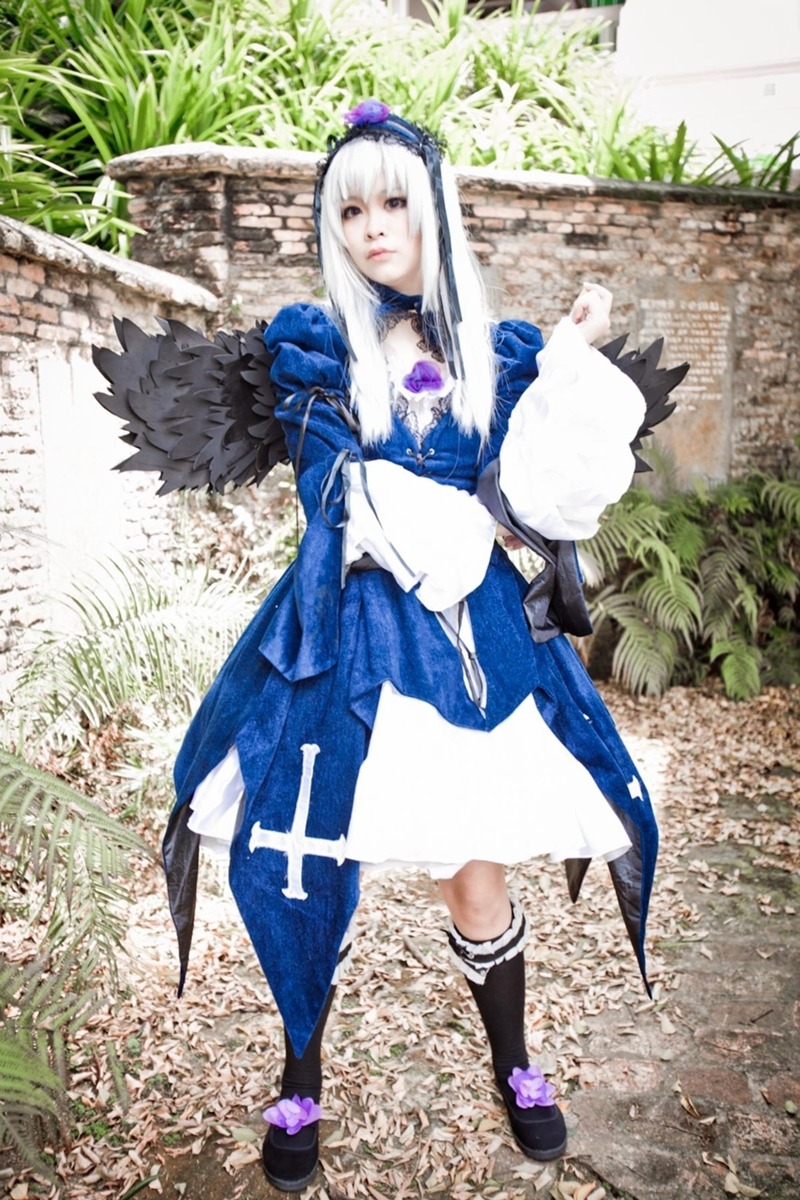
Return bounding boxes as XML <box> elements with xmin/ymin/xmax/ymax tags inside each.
<box><xmin>0</xmin><ymin>751</ymin><xmax>150</xmax><ymax>1175</ymax></box>
<box><xmin>710</xmin><ymin>638</ymin><xmax>763</xmax><ymax>701</ymax></box>
<box><xmin>18</xmin><ymin>556</ymin><xmax>257</xmax><ymax>748</ymax></box>
<box><xmin>612</xmin><ymin>620</ymin><xmax>677</xmax><ymax>698</ymax></box>
<box><xmin>637</xmin><ymin>572</ymin><xmax>703</xmax><ymax>644</ymax></box>
<box><xmin>0</xmin><ymin>956</ymin><xmax>97</xmax><ymax>1178</ymax></box>
<box><xmin>0</xmin><ymin>751</ymin><xmax>153</xmax><ymax>913</ymax></box>
<box><xmin>662</xmin><ymin>509</ymin><xmax>706</xmax><ymax>571</ymax></box>
<box><xmin>580</xmin><ymin>489</ymin><xmax>665</xmax><ymax>582</ymax></box>
<box><xmin>0</xmin><ymin>1028</ymin><xmax>61</xmax><ymax>1114</ymax></box>
<box><xmin>760</xmin><ymin>476</ymin><xmax>800</xmax><ymax>525</ymax></box>
<box><xmin>581</xmin><ymin>471</ymin><xmax>800</xmax><ymax>698</ymax></box>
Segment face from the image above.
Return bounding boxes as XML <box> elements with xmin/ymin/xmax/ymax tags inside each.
<box><xmin>340</xmin><ymin>175</ymin><xmax>423</xmax><ymax>296</ymax></box>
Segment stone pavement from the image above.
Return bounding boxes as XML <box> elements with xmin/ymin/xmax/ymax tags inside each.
<box><xmin>568</xmin><ymin>790</ymin><xmax>800</xmax><ymax>1200</ymax></box>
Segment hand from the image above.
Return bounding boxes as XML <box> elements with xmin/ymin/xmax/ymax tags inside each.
<box><xmin>496</xmin><ymin>523</ymin><xmax>523</xmax><ymax>551</ymax></box>
<box><xmin>570</xmin><ymin>282</ymin><xmax>613</xmax><ymax>345</ymax></box>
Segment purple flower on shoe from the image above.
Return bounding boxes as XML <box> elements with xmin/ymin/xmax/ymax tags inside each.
<box><xmin>344</xmin><ymin>99</ymin><xmax>391</xmax><ymax>126</ymax></box>
<box><xmin>508</xmin><ymin>1066</ymin><xmax>556</xmax><ymax>1109</ymax></box>
<box><xmin>402</xmin><ymin>360</ymin><xmax>444</xmax><ymax>393</ymax></box>
<box><xmin>262</xmin><ymin>1095</ymin><xmax>322</xmax><ymax>1135</ymax></box>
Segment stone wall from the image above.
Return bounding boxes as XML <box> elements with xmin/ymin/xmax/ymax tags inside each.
<box><xmin>109</xmin><ymin>144</ymin><xmax>800</xmax><ymax>482</ymax></box>
<box><xmin>0</xmin><ymin>216</ymin><xmax>219</xmax><ymax>695</ymax></box>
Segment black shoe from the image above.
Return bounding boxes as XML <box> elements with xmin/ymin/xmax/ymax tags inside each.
<box><xmin>497</xmin><ymin>1075</ymin><xmax>567</xmax><ymax>1161</ymax></box>
<box><xmin>262</xmin><ymin>1120</ymin><xmax>319</xmax><ymax>1193</ymax></box>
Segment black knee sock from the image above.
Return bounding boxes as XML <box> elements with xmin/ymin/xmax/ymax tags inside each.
<box><xmin>280</xmin><ymin>986</ymin><xmax>335</xmax><ymax>1103</ymax></box>
<box><xmin>465</xmin><ymin>952</ymin><xmax>529</xmax><ymax>1084</ymax></box>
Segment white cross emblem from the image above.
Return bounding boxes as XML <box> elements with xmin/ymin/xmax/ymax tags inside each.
<box><xmin>248</xmin><ymin>743</ymin><xmax>346</xmax><ymax>900</ymax></box>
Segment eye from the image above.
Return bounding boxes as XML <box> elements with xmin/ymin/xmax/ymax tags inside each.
<box><xmin>386</xmin><ymin>195</ymin><xmax>407</xmax><ymax>210</ymax></box>
<box><xmin>341</xmin><ymin>203</ymin><xmax>362</xmax><ymax>221</ymax></box>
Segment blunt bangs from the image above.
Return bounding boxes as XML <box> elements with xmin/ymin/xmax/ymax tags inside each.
<box><xmin>322</xmin><ymin>138</ymin><xmax>430</xmax><ymax>245</ymax></box>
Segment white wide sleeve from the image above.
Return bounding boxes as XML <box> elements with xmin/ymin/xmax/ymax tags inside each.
<box><xmin>345</xmin><ymin>459</ymin><xmax>497</xmax><ymax>612</ymax></box>
<box><xmin>498</xmin><ymin>318</ymin><xmax>645</xmax><ymax>541</ymax></box>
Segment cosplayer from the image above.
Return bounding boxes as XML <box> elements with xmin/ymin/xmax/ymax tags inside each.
<box><xmin>94</xmin><ymin>100</ymin><xmax>686</xmax><ymax>1194</ymax></box>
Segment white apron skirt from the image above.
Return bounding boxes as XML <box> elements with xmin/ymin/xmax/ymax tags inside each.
<box><xmin>187</xmin><ymin>681</ymin><xmax>632</xmax><ymax>880</ymax></box>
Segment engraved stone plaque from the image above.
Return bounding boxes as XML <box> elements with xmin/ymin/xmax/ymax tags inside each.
<box><xmin>636</xmin><ymin>282</ymin><xmax>734</xmax><ymax>485</ymax></box>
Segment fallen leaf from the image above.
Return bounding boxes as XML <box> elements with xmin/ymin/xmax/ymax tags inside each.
<box><xmin>223</xmin><ymin>1144</ymin><xmax>261</xmax><ymax>1173</ymax></box>
<box><xmin>785</xmin><ymin>1100</ymin><xmax>798</xmax><ymax>1116</ymax></box>
<box><xmin>724</xmin><ymin>1173</ymin><xmax>740</xmax><ymax>1195</ymax></box>
<box><xmin>229</xmin><ymin>1125</ymin><xmax>259</xmax><ymax>1143</ymax></box>
<box><xmin>680</xmin><ymin>1093</ymin><xmax>703</xmax><ymax>1119</ymax></box>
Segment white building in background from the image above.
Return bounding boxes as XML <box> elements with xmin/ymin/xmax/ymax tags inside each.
<box><xmin>615</xmin><ymin>0</ymin><xmax>800</xmax><ymax>155</ymax></box>
<box><xmin>385</xmin><ymin>0</ymin><xmax>800</xmax><ymax>158</ymax></box>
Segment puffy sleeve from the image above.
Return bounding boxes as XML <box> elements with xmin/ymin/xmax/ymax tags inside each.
<box><xmin>261</xmin><ymin>303</ymin><xmax>361</xmax><ymax>681</ymax></box>
<box><xmin>481</xmin><ymin>318</ymin><xmax>545</xmax><ymax>467</ymax></box>
<box><xmin>266</xmin><ymin>303</ymin><xmax>360</xmax><ymax>519</ymax></box>
<box><xmin>496</xmin><ymin>318</ymin><xmax>645</xmax><ymax>541</ymax></box>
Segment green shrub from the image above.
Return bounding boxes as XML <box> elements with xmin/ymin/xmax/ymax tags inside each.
<box><xmin>1</xmin><ymin>0</ymin><xmax>797</xmax><ymax>252</ymax></box>
<box><xmin>0</xmin><ymin>750</ymin><xmax>154</xmax><ymax>1176</ymax></box>
<box><xmin>580</xmin><ymin>474</ymin><xmax>800</xmax><ymax>699</ymax></box>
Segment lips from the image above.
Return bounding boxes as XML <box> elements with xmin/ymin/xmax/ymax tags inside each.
<box><xmin>368</xmin><ymin>248</ymin><xmax>391</xmax><ymax>259</ymax></box>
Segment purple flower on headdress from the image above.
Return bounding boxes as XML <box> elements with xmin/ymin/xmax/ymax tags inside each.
<box><xmin>508</xmin><ymin>1066</ymin><xmax>556</xmax><ymax>1110</ymax></box>
<box><xmin>344</xmin><ymin>99</ymin><xmax>391</xmax><ymax>126</ymax></box>
<box><xmin>402</xmin><ymin>360</ymin><xmax>444</xmax><ymax>394</ymax></box>
<box><xmin>262</xmin><ymin>1095</ymin><xmax>322</xmax><ymax>1135</ymax></box>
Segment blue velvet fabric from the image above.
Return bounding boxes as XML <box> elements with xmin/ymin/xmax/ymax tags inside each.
<box><xmin>168</xmin><ymin>297</ymin><xmax>659</xmax><ymax>1056</ymax></box>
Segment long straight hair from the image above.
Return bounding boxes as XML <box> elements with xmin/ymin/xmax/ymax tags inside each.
<box><xmin>319</xmin><ymin>138</ymin><xmax>496</xmax><ymax>446</ymax></box>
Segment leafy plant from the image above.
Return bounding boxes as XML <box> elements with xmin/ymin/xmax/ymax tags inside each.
<box><xmin>18</xmin><ymin>556</ymin><xmax>258</xmax><ymax>753</ymax></box>
<box><xmin>580</xmin><ymin>474</ymin><xmax>800</xmax><ymax>699</ymax></box>
<box><xmin>1</xmin><ymin>0</ymin><xmax>796</xmax><ymax>252</ymax></box>
<box><xmin>696</xmin><ymin>133</ymin><xmax>800</xmax><ymax>191</ymax></box>
<box><xmin>0</xmin><ymin>749</ymin><xmax>154</xmax><ymax>1175</ymax></box>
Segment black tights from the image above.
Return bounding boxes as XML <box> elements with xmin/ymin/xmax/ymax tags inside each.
<box><xmin>279</xmin><ymin>986</ymin><xmax>335</xmax><ymax>1103</ymax></box>
<box><xmin>465</xmin><ymin>951</ymin><xmax>529</xmax><ymax>1083</ymax></box>
<box><xmin>278</xmin><ymin>940</ymin><xmax>529</xmax><ymax>1100</ymax></box>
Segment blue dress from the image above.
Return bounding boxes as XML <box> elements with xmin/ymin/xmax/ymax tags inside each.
<box><xmin>163</xmin><ymin>297</ymin><xmax>658</xmax><ymax>1056</ymax></box>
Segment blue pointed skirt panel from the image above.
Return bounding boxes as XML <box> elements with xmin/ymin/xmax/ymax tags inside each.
<box><xmin>532</xmin><ymin>633</ymin><xmax>658</xmax><ymax>982</ymax></box>
<box><xmin>230</xmin><ymin>651</ymin><xmax>367</xmax><ymax>1059</ymax></box>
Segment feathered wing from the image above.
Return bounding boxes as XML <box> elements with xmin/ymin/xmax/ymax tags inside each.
<box><xmin>92</xmin><ymin>318</ymin><xmax>288</xmax><ymax>495</ymax></box>
<box><xmin>597</xmin><ymin>334</ymin><xmax>690</xmax><ymax>472</ymax></box>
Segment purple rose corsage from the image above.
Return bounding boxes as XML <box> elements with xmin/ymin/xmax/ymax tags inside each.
<box><xmin>262</xmin><ymin>1095</ymin><xmax>322</xmax><ymax>1136</ymax></box>
<box><xmin>344</xmin><ymin>99</ymin><xmax>391</xmax><ymax>126</ymax></box>
<box><xmin>508</xmin><ymin>1066</ymin><xmax>556</xmax><ymax>1109</ymax></box>
<box><xmin>402</xmin><ymin>360</ymin><xmax>444</xmax><ymax>394</ymax></box>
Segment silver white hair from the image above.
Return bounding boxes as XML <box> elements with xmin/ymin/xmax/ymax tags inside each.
<box><xmin>318</xmin><ymin>137</ymin><xmax>496</xmax><ymax>446</ymax></box>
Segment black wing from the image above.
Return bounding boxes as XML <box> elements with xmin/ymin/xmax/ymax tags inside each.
<box><xmin>92</xmin><ymin>317</ymin><xmax>288</xmax><ymax>495</ymax></box>
<box><xmin>597</xmin><ymin>335</ymin><xmax>690</xmax><ymax>472</ymax></box>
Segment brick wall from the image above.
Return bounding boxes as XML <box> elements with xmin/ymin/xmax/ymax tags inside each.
<box><xmin>109</xmin><ymin>143</ymin><xmax>800</xmax><ymax>481</ymax></box>
<box><xmin>0</xmin><ymin>216</ymin><xmax>219</xmax><ymax>695</ymax></box>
